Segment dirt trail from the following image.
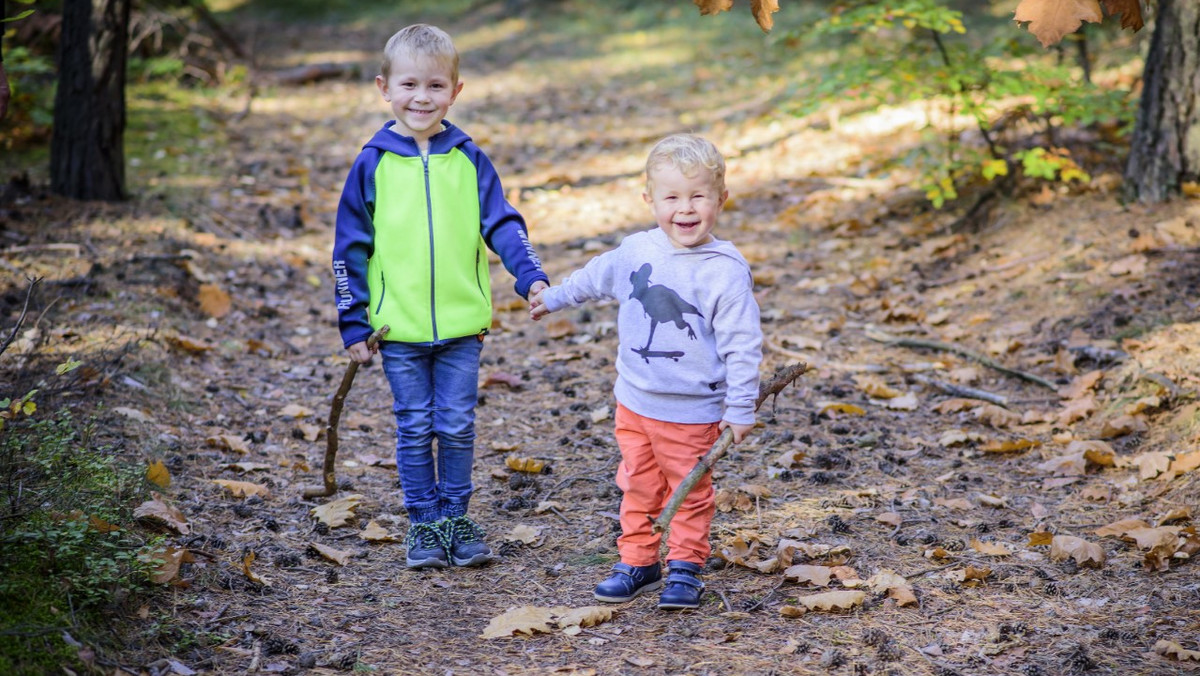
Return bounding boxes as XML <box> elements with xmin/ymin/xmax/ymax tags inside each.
<box><xmin>4</xmin><ymin>5</ymin><xmax>1200</xmax><ymax>675</ymax></box>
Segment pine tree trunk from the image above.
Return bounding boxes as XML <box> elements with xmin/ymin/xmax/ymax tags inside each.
<box><xmin>50</xmin><ymin>0</ymin><xmax>130</xmax><ymax>201</ymax></box>
<box><xmin>1123</xmin><ymin>0</ymin><xmax>1200</xmax><ymax>204</ymax></box>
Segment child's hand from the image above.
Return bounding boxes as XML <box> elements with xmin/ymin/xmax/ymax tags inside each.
<box><xmin>346</xmin><ymin>341</ymin><xmax>375</xmax><ymax>364</ymax></box>
<box><xmin>528</xmin><ymin>283</ymin><xmax>551</xmax><ymax>321</ymax></box>
<box><xmin>720</xmin><ymin>421</ymin><xmax>755</xmax><ymax>445</ymax></box>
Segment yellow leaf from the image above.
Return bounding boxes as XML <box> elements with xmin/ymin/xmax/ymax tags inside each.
<box><xmin>241</xmin><ymin>550</ymin><xmax>271</xmax><ymax>586</ymax></box>
<box><xmin>310</xmin><ymin>494</ymin><xmax>364</xmax><ymax>528</ymax></box>
<box><xmin>212</xmin><ymin>479</ymin><xmax>271</xmax><ymax>499</ymax></box>
<box><xmin>1028</xmin><ymin>531</ymin><xmax>1053</xmax><ymax>546</ymax></box>
<box><xmin>480</xmin><ymin>606</ymin><xmax>558</xmax><ymax>639</ymax></box>
<box><xmin>783</xmin><ymin>564</ymin><xmax>832</xmax><ymax>586</ymax></box>
<box><xmin>308</xmin><ymin>542</ymin><xmax>352</xmax><ymax>566</ymax></box>
<box><xmin>981</xmin><ymin>438</ymin><xmax>1040</xmax><ymax>453</ymax></box>
<box><xmin>197</xmin><ymin>283</ymin><xmax>232</xmax><ymax>318</ymax></box>
<box><xmin>359</xmin><ymin>520</ymin><xmax>396</xmax><ymax>542</ymax></box>
<box><xmin>505</xmin><ymin>455</ymin><xmax>546</xmax><ymax>474</ymax></box>
<box><xmin>146</xmin><ymin>460</ymin><xmax>171</xmax><ymax>488</ymax></box>
<box><xmin>817</xmin><ymin>401</ymin><xmax>865</xmax><ymax>416</ymax></box>
<box><xmin>206</xmin><ymin>434</ymin><xmax>250</xmax><ymax>454</ymax></box>
<box><xmin>969</xmin><ymin>538</ymin><xmax>1012</xmax><ymax>556</ymax></box>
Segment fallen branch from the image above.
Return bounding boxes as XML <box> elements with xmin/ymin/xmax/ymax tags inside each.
<box><xmin>302</xmin><ymin>325</ymin><xmax>389</xmax><ymax>498</ymax></box>
<box><xmin>0</xmin><ymin>276</ymin><xmax>41</xmax><ymax>358</ymax></box>
<box><xmin>650</xmin><ymin>362</ymin><xmax>809</xmax><ymax>534</ymax></box>
<box><xmin>911</xmin><ymin>373</ymin><xmax>1009</xmax><ymax>407</ymax></box>
<box><xmin>866</xmin><ymin>329</ymin><xmax>1057</xmax><ymax>391</ymax></box>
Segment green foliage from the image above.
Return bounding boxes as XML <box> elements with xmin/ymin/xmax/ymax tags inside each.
<box><xmin>798</xmin><ymin>0</ymin><xmax>1136</xmax><ymax>207</ymax></box>
<box><xmin>0</xmin><ymin>408</ymin><xmax>164</xmax><ymax>674</ymax></box>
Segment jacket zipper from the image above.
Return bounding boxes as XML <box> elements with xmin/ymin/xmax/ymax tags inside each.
<box><xmin>475</xmin><ymin>249</ymin><xmax>486</xmax><ymax>299</ymax></box>
<box><xmin>375</xmin><ymin>271</ymin><xmax>386</xmax><ymax>314</ymax></box>
<box><xmin>423</xmin><ymin>153</ymin><xmax>438</xmax><ymax>342</ymax></box>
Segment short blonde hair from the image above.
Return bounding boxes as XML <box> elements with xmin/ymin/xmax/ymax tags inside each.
<box><xmin>381</xmin><ymin>24</ymin><xmax>459</xmax><ymax>82</ymax></box>
<box><xmin>645</xmin><ymin>134</ymin><xmax>726</xmax><ymax>195</ymax></box>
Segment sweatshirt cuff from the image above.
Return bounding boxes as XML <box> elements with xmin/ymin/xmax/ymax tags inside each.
<box><xmin>722</xmin><ymin>405</ymin><xmax>756</xmax><ymax>426</ymax></box>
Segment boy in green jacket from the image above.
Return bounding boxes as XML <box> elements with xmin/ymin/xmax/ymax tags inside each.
<box><xmin>332</xmin><ymin>24</ymin><xmax>548</xmax><ymax>569</ymax></box>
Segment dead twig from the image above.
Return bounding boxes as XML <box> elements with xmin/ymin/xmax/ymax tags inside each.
<box><xmin>651</xmin><ymin>363</ymin><xmax>808</xmax><ymax>534</ymax></box>
<box><xmin>0</xmin><ymin>276</ymin><xmax>41</xmax><ymax>358</ymax></box>
<box><xmin>866</xmin><ymin>328</ymin><xmax>1057</xmax><ymax>391</ymax></box>
<box><xmin>911</xmin><ymin>373</ymin><xmax>1009</xmax><ymax>407</ymax></box>
<box><xmin>301</xmin><ymin>325</ymin><xmax>389</xmax><ymax>498</ymax></box>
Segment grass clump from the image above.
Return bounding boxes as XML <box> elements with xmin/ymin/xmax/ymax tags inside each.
<box><xmin>0</xmin><ymin>409</ymin><xmax>164</xmax><ymax>675</ymax></box>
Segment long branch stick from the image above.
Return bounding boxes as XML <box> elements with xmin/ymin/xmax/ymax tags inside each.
<box><xmin>302</xmin><ymin>326</ymin><xmax>389</xmax><ymax>498</ymax></box>
<box><xmin>866</xmin><ymin>329</ymin><xmax>1058</xmax><ymax>391</ymax></box>
<box><xmin>650</xmin><ymin>362</ymin><xmax>809</xmax><ymax>534</ymax></box>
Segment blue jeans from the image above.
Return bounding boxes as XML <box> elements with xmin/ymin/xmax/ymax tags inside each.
<box><xmin>379</xmin><ymin>335</ymin><xmax>483</xmax><ymax>524</ymax></box>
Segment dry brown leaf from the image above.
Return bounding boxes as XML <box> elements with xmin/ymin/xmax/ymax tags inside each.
<box><xmin>241</xmin><ymin>550</ymin><xmax>271</xmax><ymax>586</ymax></box>
<box><xmin>939</xmin><ymin>429</ymin><xmax>983</xmax><ymax>447</ymax></box>
<box><xmin>817</xmin><ymin>401</ymin><xmax>866</xmax><ymax>416</ymax></box>
<box><xmin>1067</xmin><ymin>439</ymin><xmax>1115</xmax><ymax>467</ymax></box>
<box><xmin>934</xmin><ymin>497</ymin><xmax>973</xmax><ymax>511</ymax></box>
<box><xmin>783</xmin><ymin>564</ymin><xmax>832</xmax><ymax>586</ymax></box>
<box><xmin>1015</xmin><ymin>0</ymin><xmax>1103</xmax><ymax>47</ymax></box>
<box><xmin>1156</xmin><ymin>507</ymin><xmax>1192</xmax><ymax>525</ymax></box>
<box><xmin>876</xmin><ymin>512</ymin><xmax>902</xmax><ymax>528</ymax></box>
<box><xmin>1059</xmin><ymin>370</ymin><xmax>1103</xmax><ymax>399</ymax></box>
<box><xmin>933</xmin><ymin>398</ymin><xmax>979</xmax><ymax>414</ymax></box>
<box><xmin>197</xmin><ymin>283</ymin><xmax>232</xmax><ymax>318</ymax></box>
<box><xmin>881</xmin><ymin>392</ymin><xmax>919</xmax><ymax>411</ymax></box>
<box><xmin>1099</xmin><ymin>414</ymin><xmax>1148</xmax><ymax>438</ymax></box>
<box><xmin>1050</xmin><ymin>535</ymin><xmax>1105</xmax><ymax>568</ymax></box>
<box><xmin>359</xmin><ymin>520</ymin><xmax>396</xmax><ymax>542</ymax></box>
<box><xmin>1170</xmin><ymin>450</ymin><xmax>1200</xmax><ymax>474</ymax></box>
<box><xmin>279</xmin><ymin>403</ymin><xmax>314</xmax><ymax>418</ymax></box>
<box><xmin>970</xmin><ymin>538</ymin><xmax>1012</xmax><ymax>556</ymax></box>
<box><xmin>948</xmin><ymin>565</ymin><xmax>992</xmax><ymax>584</ymax></box>
<box><xmin>206</xmin><ymin>434</ymin><xmax>250</xmax><ymax>454</ymax></box>
<box><xmin>1153</xmin><ymin>639</ymin><xmax>1200</xmax><ymax>662</ymax></box>
<box><xmin>855</xmin><ymin>376</ymin><xmax>903</xmax><ymax>399</ymax></box>
<box><xmin>1124</xmin><ymin>396</ymin><xmax>1161</xmax><ymax>415</ymax></box>
<box><xmin>1132</xmin><ymin>452</ymin><xmax>1171</xmax><ymax>480</ymax></box>
<box><xmin>212</xmin><ymin>479</ymin><xmax>270</xmax><ymax>499</ymax></box>
<box><xmin>308</xmin><ymin>542</ymin><xmax>352</xmax><ymax>566</ymax></box>
<box><xmin>1057</xmin><ymin>396</ymin><xmax>1097</xmax><ymax>426</ymax></box>
<box><xmin>797</xmin><ymin>590</ymin><xmax>865</xmax><ymax>612</ymax></box>
<box><xmin>981</xmin><ymin>438</ymin><xmax>1040</xmax><ymax>453</ymax></box>
<box><xmin>504</xmin><ymin>524</ymin><xmax>544</xmax><ymax>545</ymax></box>
<box><xmin>774</xmin><ymin>449</ymin><xmax>806</xmax><ymax>468</ymax></box>
<box><xmin>133</xmin><ymin>492</ymin><xmax>190</xmax><ymax>534</ymax></box>
<box><xmin>1101</xmin><ymin>0</ymin><xmax>1144</xmax><ymax>30</ymax></box>
<box><xmin>1028</xmin><ymin>531</ymin><xmax>1053</xmax><ymax>546</ymax></box>
<box><xmin>1036</xmin><ymin>452</ymin><xmax>1087</xmax><ymax>477</ymax></box>
<box><xmin>779</xmin><ymin>605</ymin><xmax>807</xmax><ymax>618</ymax></box>
<box><xmin>146</xmin><ymin>460</ymin><xmax>171</xmax><ymax>488</ymax></box>
<box><xmin>163</xmin><ymin>333</ymin><xmax>214</xmax><ymax>353</ymax></box>
<box><xmin>310</xmin><ymin>494</ymin><xmax>364</xmax><ymax>528</ymax></box>
<box><xmin>505</xmin><ymin>455</ymin><xmax>546</xmax><ymax>474</ymax></box>
<box><xmin>543</xmin><ymin>317</ymin><xmax>578</xmax><ymax>339</ymax></box>
<box><xmin>976</xmin><ymin>404</ymin><xmax>1021</xmax><ymax>428</ymax></box>
<box><xmin>481</xmin><ymin>371</ymin><xmax>523</xmax><ymax>390</ymax></box>
<box><xmin>1095</xmin><ymin>518</ymin><xmax>1152</xmax><ymax>537</ymax></box>
<box><xmin>750</xmin><ymin>0</ymin><xmax>780</xmax><ymax>31</ymax></box>
<box><xmin>480</xmin><ymin>606</ymin><xmax>608</xmax><ymax>639</ymax></box>
<box><xmin>142</xmin><ymin>546</ymin><xmax>190</xmax><ymax>584</ymax></box>
<box><xmin>557</xmin><ymin>606</ymin><xmax>613</xmax><ymax>630</ymax></box>
<box><xmin>867</xmin><ymin>570</ymin><xmax>917</xmax><ymax>606</ymax></box>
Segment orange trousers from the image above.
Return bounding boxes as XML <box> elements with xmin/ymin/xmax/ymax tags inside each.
<box><xmin>613</xmin><ymin>403</ymin><xmax>720</xmax><ymax>567</ymax></box>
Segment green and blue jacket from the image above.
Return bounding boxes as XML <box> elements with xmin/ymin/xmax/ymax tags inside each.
<box><xmin>332</xmin><ymin>120</ymin><xmax>547</xmax><ymax>347</ymax></box>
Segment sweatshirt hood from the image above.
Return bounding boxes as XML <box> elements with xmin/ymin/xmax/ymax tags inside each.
<box><xmin>362</xmin><ymin>119</ymin><xmax>472</xmax><ymax>156</ymax></box>
<box><xmin>647</xmin><ymin>227</ymin><xmax>751</xmax><ymax>271</ymax></box>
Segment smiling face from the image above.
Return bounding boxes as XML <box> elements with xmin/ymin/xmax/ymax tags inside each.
<box><xmin>644</xmin><ymin>163</ymin><xmax>728</xmax><ymax>249</ymax></box>
<box><xmin>376</xmin><ymin>52</ymin><xmax>463</xmax><ymax>149</ymax></box>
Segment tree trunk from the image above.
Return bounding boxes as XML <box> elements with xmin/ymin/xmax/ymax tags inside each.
<box><xmin>50</xmin><ymin>0</ymin><xmax>130</xmax><ymax>201</ymax></box>
<box><xmin>1123</xmin><ymin>0</ymin><xmax>1200</xmax><ymax>204</ymax></box>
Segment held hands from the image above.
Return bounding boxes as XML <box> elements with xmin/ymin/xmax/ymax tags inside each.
<box><xmin>719</xmin><ymin>420</ymin><xmax>755</xmax><ymax>445</ymax></box>
<box><xmin>528</xmin><ymin>280</ymin><xmax>551</xmax><ymax>321</ymax></box>
<box><xmin>346</xmin><ymin>340</ymin><xmax>376</xmax><ymax>364</ymax></box>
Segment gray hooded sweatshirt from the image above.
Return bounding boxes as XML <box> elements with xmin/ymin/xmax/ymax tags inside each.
<box><xmin>542</xmin><ymin>228</ymin><xmax>762</xmax><ymax>425</ymax></box>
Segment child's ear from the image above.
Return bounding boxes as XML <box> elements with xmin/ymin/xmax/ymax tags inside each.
<box><xmin>719</xmin><ymin>189</ymin><xmax>729</xmax><ymax>206</ymax></box>
<box><xmin>376</xmin><ymin>75</ymin><xmax>389</xmax><ymax>101</ymax></box>
<box><xmin>451</xmin><ymin>80</ymin><xmax>464</xmax><ymax>102</ymax></box>
<box><xmin>642</xmin><ymin>191</ymin><xmax>652</xmax><ymax>205</ymax></box>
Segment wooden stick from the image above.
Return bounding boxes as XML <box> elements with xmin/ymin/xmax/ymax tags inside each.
<box><xmin>302</xmin><ymin>326</ymin><xmax>389</xmax><ymax>498</ymax></box>
<box><xmin>910</xmin><ymin>373</ymin><xmax>1009</xmax><ymax>407</ymax></box>
<box><xmin>865</xmin><ymin>329</ymin><xmax>1058</xmax><ymax>391</ymax></box>
<box><xmin>650</xmin><ymin>362</ymin><xmax>809</xmax><ymax>534</ymax></box>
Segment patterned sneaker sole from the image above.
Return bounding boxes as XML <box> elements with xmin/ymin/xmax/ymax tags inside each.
<box><xmin>406</xmin><ymin>555</ymin><xmax>449</xmax><ymax>569</ymax></box>
<box><xmin>593</xmin><ymin>579</ymin><xmax>663</xmax><ymax>603</ymax></box>
<box><xmin>451</xmin><ymin>551</ymin><xmax>498</xmax><ymax>567</ymax></box>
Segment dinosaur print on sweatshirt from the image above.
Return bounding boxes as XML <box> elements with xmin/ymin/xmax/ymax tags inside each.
<box><xmin>628</xmin><ymin>263</ymin><xmax>701</xmax><ymax>362</ymax></box>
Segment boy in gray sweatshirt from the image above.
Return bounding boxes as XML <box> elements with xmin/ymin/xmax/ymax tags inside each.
<box><xmin>530</xmin><ymin>134</ymin><xmax>762</xmax><ymax>610</ymax></box>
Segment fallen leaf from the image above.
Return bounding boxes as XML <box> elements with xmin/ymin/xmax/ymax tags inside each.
<box><xmin>504</xmin><ymin>524</ymin><xmax>544</xmax><ymax>545</ymax></box>
<box><xmin>1057</xmin><ymin>396</ymin><xmax>1097</xmax><ymax>426</ymax></box>
<box><xmin>241</xmin><ymin>550</ymin><xmax>271</xmax><ymax>586</ymax></box>
<box><xmin>146</xmin><ymin>460</ymin><xmax>171</xmax><ymax>488</ymax></box>
<box><xmin>197</xmin><ymin>283</ymin><xmax>232</xmax><ymax>318</ymax></box>
<box><xmin>206</xmin><ymin>434</ymin><xmax>250</xmax><ymax>454</ymax></box>
<box><xmin>311</xmin><ymin>494</ymin><xmax>364</xmax><ymax>528</ymax></box>
<box><xmin>867</xmin><ymin>570</ymin><xmax>917</xmax><ymax>606</ymax></box>
<box><xmin>141</xmin><ymin>546</ymin><xmax>190</xmax><ymax>584</ymax></box>
<box><xmin>981</xmin><ymin>438</ymin><xmax>1040</xmax><ymax>453</ymax></box>
<box><xmin>556</xmin><ymin>606</ymin><xmax>612</xmax><ymax>630</ymax></box>
<box><xmin>278</xmin><ymin>403</ymin><xmax>313</xmax><ymax>418</ymax></box>
<box><xmin>976</xmin><ymin>404</ymin><xmax>1020</xmax><ymax>428</ymax></box>
<box><xmin>1050</xmin><ymin>535</ymin><xmax>1105</xmax><ymax>568</ymax></box>
<box><xmin>933</xmin><ymin>398</ymin><xmax>979</xmax><ymax>414</ymax></box>
<box><xmin>482</xmin><ymin>372</ymin><xmax>523</xmax><ymax>389</ymax></box>
<box><xmin>1154</xmin><ymin>639</ymin><xmax>1200</xmax><ymax>662</ymax></box>
<box><xmin>817</xmin><ymin>401</ymin><xmax>866</xmax><ymax>416</ymax></box>
<box><xmin>505</xmin><ymin>455</ymin><xmax>547</xmax><ymax>474</ymax></box>
<box><xmin>308</xmin><ymin>542</ymin><xmax>352</xmax><ymax>566</ymax></box>
<box><xmin>359</xmin><ymin>520</ymin><xmax>397</xmax><ymax>542</ymax></box>
<box><xmin>1099</xmin><ymin>414</ymin><xmax>1148</xmax><ymax>438</ymax></box>
<box><xmin>133</xmin><ymin>492</ymin><xmax>190</xmax><ymax>534</ymax></box>
<box><xmin>212</xmin><ymin>479</ymin><xmax>271</xmax><ymax>499</ymax></box>
<box><xmin>1095</xmin><ymin>518</ymin><xmax>1152</xmax><ymax>537</ymax></box>
<box><xmin>876</xmin><ymin>512</ymin><xmax>902</xmax><ymax>528</ymax></box>
<box><xmin>1059</xmin><ymin>369</ymin><xmax>1103</xmax><ymax>400</ymax></box>
<box><xmin>970</xmin><ymin>538</ymin><xmax>1012</xmax><ymax>556</ymax></box>
<box><xmin>783</xmin><ymin>564</ymin><xmax>832</xmax><ymax>586</ymax></box>
<box><xmin>797</xmin><ymin>590</ymin><xmax>865</xmax><ymax>612</ymax></box>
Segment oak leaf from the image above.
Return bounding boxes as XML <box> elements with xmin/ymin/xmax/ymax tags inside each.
<box><xmin>212</xmin><ymin>479</ymin><xmax>270</xmax><ymax>498</ymax></box>
<box><xmin>1101</xmin><ymin>0</ymin><xmax>1143</xmax><ymax>30</ymax></box>
<box><xmin>1050</xmin><ymin>535</ymin><xmax>1105</xmax><ymax>568</ymax></box>
<box><xmin>359</xmin><ymin>520</ymin><xmax>396</xmax><ymax>542</ymax></box>
<box><xmin>1014</xmin><ymin>0</ymin><xmax>1103</xmax><ymax>48</ymax></box>
<box><xmin>797</xmin><ymin>590</ymin><xmax>865</xmax><ymax>612</ymax></box>
<box><xmin>783</xmin><ymin>564</ymin><xmax>832</xmax><ymax>586</ymax></box>
<box><xmin>134</xmin><ymin>492</ymin><xmax>190</xmax><ymax>534</ymax></box>
<box><xmin>311</xmin><ymin>494</ymin><xmax>364</xmax><ymax>528</ymax></box>
<box><xmin>308</xmin><ymin>542</ymin><xmax>352</xmax><ymax>566</ymax></box>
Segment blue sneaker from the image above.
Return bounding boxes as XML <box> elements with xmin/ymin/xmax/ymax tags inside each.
<box><xmin>441</xmin><ymin>516</ymin><xmax>498</xmax><ymax>567</ymax></box>
<box><xmin>404</xmin><ymin>522</ymin><xmax>449</xmax><ymax>569</ymax></box>
<box><xmin>593</xmin><ymin>562</ymin><xmax>662</xmax><ymax>602</ymax></box>
<box><xmin>657</xmin><ymin>560</ymin><xmax>704</xmax><ymax>610</ymax></box>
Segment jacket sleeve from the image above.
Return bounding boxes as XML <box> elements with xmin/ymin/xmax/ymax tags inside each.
<box><xmin>712</xmin><ymin>275</ymin><xmax>762</xmax><ymax>425</ymax></box>
<box><xmin>542</xmin><ymin>248</ymin><xmax>621</xmax><ymax>313</ymax></box>
<box><xmin>468</xmin><ymin>146</ymin><xmax>549</xmax><ymax>298</ymax></box>
<box><xmin>331</xmin><ymin>150</ymin><xmax>377</xmax><ymax>349</ymax></box>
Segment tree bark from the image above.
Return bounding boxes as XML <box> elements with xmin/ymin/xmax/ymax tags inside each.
<box><xmin>1124</xmin><ymin>0</ymin><xmax>1200</xmax><ymax>203</ymax></box>
<box><xmin>50</xmin><ymin>0</ymin><xmax>130</xmax><ymax>201</ymax></box>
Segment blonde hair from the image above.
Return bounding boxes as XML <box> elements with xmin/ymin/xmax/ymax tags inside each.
<box><xmin>381</xmin><ymin>24</ymin><xmax>459</xmax><ymax>82</ymax></box>
<box><xmin>645</xmin><ymin>134</ymin><xmax>726</xmax><ymax>195</ymax></box>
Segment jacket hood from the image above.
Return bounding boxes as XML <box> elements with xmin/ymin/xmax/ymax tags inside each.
<box><xmin>647</xmin><ymin>228</ymin><xmax>751</xmax><ymax>272</ymax></box>
<box><xmin>362</xmin><ymin>119</ymin><xmax>473</xmax><ymax>156</ymax></box>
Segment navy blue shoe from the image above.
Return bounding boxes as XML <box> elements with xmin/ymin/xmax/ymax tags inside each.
<box><xmin>441</xmin><ymin>516</ymin><xmax>498</xmax><ymax>567</ymax></box>
<box><xmin>593</xmin><ymin>562</ymin><xmax>663</xmax><ymax>602</ymax></box>
<box><xmin>404</xmin><ymin>522</ymin><xmax>449</xmax><ymax>569</ymax></box>
<box><xmin>658</xmin><ymin>560</ymin><xmax>704</xmax><ymax>610</ymax></box>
